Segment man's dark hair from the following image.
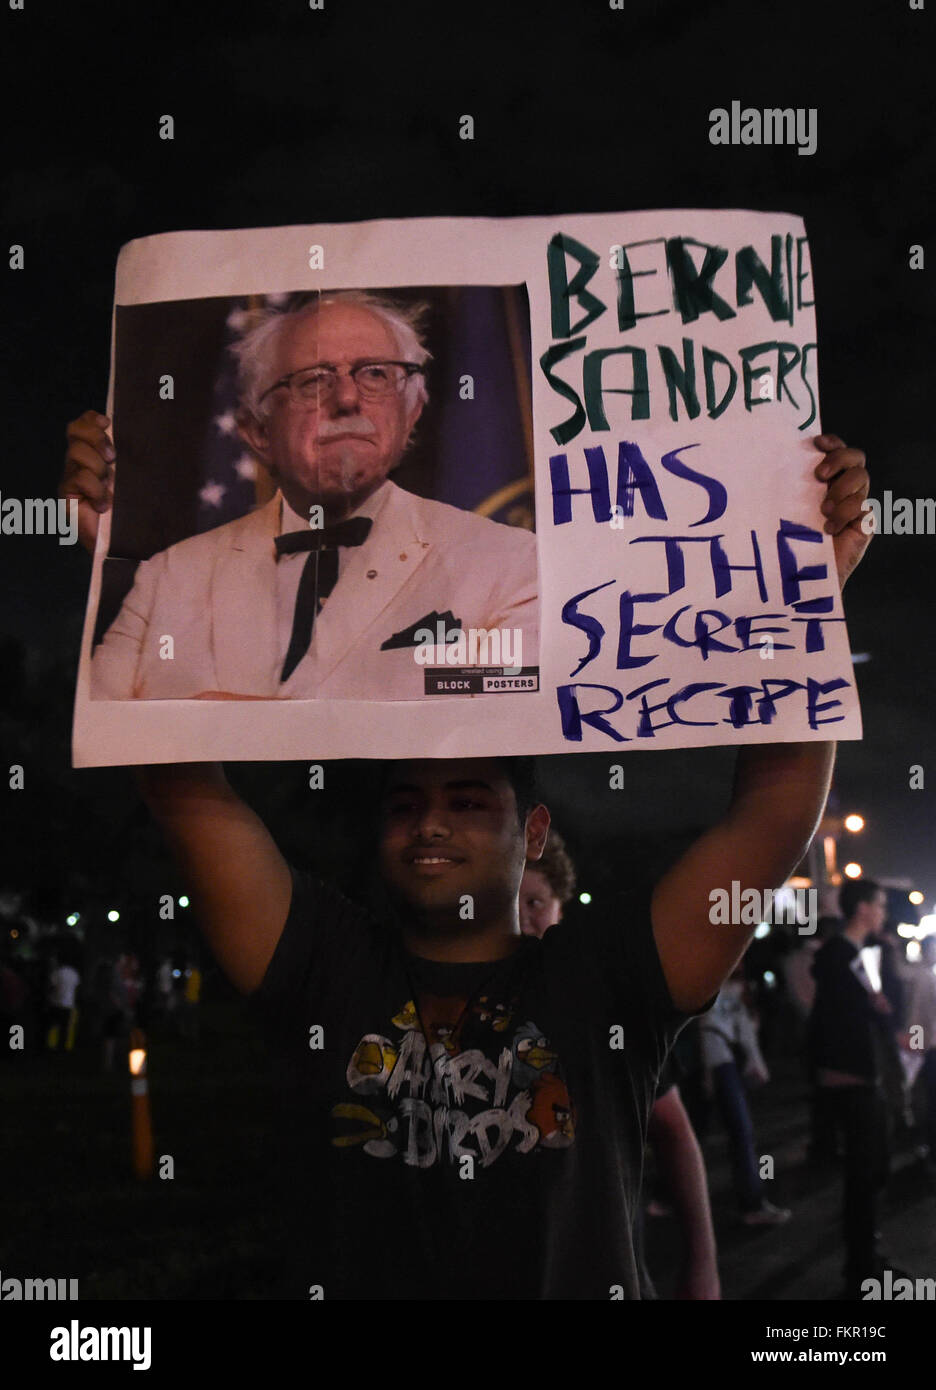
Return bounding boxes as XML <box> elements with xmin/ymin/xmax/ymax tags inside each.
<box><xmin>839</xmin><ymin>877</ymin><xmax>882</xmax><ymax>923</ymax></box>
<box><xmin>501</xmin><ymin>757</ymin><xmax>539</xmax><ymax>827</ymax></box>
<box><xmin>376</xmin><ymin>756</ymin><xmax>539</xmax><ymax>829</ymax></box>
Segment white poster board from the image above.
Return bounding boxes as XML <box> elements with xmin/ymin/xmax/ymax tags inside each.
<box><xmin>73</xmin><ymin>210</ymin><xmax>861</xmax><ymax>765</ymax></box>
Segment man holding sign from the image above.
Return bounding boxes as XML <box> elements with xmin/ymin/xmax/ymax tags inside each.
<box><xmin>60</xmin><ymin>426</ymin><xmax>869</xmax><ymax>1299</ymax></box>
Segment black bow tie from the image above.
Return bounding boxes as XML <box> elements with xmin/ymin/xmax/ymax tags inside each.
<box><xmin>274</xmin><ymin>515</ymin><xmax>373</xmax><ymax>556</ymax></box>
<box><xmin>276</xmin><ymin>515</ymin><xmax>373</xmax><ymax>684</ymax></box>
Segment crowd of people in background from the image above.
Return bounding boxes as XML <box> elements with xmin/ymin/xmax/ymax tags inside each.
<box><xmin>0</xmin><ymin>934</ymin><xmax>202</xmax><ymax>1067</ymax></box>
<box><xmin>518</xmin><ymin>827</ymin><xmax>936</xmax><ymax>1300</ymax></box>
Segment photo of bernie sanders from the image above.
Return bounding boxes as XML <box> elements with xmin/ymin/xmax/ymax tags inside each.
<box><xmin>82</xmin><ymin>289</ymin><xmax>539</xmax><ymax>701</ymax></box>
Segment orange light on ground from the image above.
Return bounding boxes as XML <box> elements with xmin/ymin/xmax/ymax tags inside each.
<box><xmin>844</xmin><ymin>814</ymin><xmax>865</xmax><ymax>833</ymax></box>
<box><xmin>843</xmin><ymin>862</ymin><xmax>863</xmax><ymax>879</ymax></box>
<box><xmin>128</xmin><ymin>1027</ymin><xmax>154</xmax><ymax>1181</ymax></box>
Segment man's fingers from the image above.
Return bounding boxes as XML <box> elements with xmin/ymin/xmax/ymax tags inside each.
<box><xmin>814</xmin><ymin>432</ymin><xmax>846</xmax><ymax>453</ymax></box>
<box><xmin>66</xmin><ymin>412</ymin><xmax>115</xmax><ymax>462</ymax></box>
<box><xmin>815</xmin><ymin>445</ymin><xmax>865</xmax><ymax>481</ymax></box>
<box><xmin>820</xmin><ymin>464</ymin><xmax>870</xmax><ymax>510</ymax></box>
<box><xmin>63</xmin><ymin>437</ymin><xmax>111</xmax><ymax>481</ymax></box>
<box><xmin>823</xmin><ymin>492</ymin><xmax>871</xmax><ymax>534</ymax></box>
<box><xmin>59</xmin><ymin>463</ymin><xmax>111</xmax><ymax>511</ymax></box>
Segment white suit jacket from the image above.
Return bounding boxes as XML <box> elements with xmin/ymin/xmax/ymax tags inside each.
<box><xmin>90</xmin><ymin>481</ymin><xmax>539</xmax><ymax>700</ymax></box>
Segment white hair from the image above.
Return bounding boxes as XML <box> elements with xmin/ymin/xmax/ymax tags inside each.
<box><xmin>229</xmin><ymin>289</ymin><xmax>432</xmax><ymax>422</ymax></box>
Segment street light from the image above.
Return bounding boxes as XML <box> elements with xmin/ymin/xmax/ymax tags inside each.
<box><xmin>909</xmin><ymin>891</ymin><xmax>925</xmax><ymax>906</ymax></box>
<box><xmin>844</xmin><ymin>814</ymin><xmax>865</xmax><ymax>833</ymax></box>
<box><xmin>843</xmin><ymin>862</ymin><xmax>862</xmax><ymax>879</ymax></box>
<box><xmin>107</xmin><ymin>910</ymin><xmax>120</xmax><ymax>922</ymax></box>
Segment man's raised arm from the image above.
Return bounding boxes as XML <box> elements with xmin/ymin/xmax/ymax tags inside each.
<box><xmin>652</xmin><ymin>741</ymin><xmax>835</xmax><ymax>1013</ymax></box>
<box><xmin>651</xmin><ymin>433</ymin><xmax>871</xmax><ymax>1014</ymax></box>
<box><xmin>137</xmin><ymin>763</ymin><xmax>293</xmax><ymax>996</ymax></box>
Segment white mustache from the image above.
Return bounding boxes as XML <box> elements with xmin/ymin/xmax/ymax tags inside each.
<box><xmin>316</xmin><ymin>417</ymin><xmax>376</xmax><ymax>440</ymax></box>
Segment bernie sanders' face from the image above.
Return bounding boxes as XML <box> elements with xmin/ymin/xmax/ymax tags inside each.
<box><xmin>245</xmin><ymin>301</ymin><xmax>424</xmax><ymax>516</ymax></box>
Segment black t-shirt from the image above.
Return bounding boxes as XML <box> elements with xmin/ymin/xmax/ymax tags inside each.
<box><xmin>247</xmin><ymin>868</ymin><xmax>695</xmax><ymax>1300</ymax></box>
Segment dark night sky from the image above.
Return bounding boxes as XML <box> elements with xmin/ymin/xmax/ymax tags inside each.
<box><xmin>1</xmin><ymin>0</ymin><xmax>934</xmax><ymax>905</ymax></box>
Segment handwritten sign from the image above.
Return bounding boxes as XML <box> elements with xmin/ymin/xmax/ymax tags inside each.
<box><xmin>73</xmin><ymin>211</ymin><xmax>861</xmax><ymax>766</ymax></box>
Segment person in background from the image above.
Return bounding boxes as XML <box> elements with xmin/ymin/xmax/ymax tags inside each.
<box><xmin>101</xmin><ymin>956</ymin><xmax>133</xmax><ymax>1073</ymax></box>
<box><xmin>155</xmin><ymin>956</ymin><xmax>178</xmax><ymax>1025</ymax></box>
<box><xmin>783</xmin><ymin>916</ymin><xmax>840</xmax><ymax>1167</ymax></box>
<box><xmin>900</xmin><ymin>935</ymin><xmax>936</xmax><ymax>1172</ymax></box>
<box><xmin>180</xmin><ymin>959</ymin><xmax>202</xmax><ymax>1042</ymax></box>
<box><xmin>45</xmin><ymin>953</ymin><xmax>81</xmax><ymax>1052</ymax></box>
<box><xmin>517</xmin><ymin>827</ymin><xmax>576</xmax><ymax>940</ymax></box>
<box><xmin>519</xmin><ymin>831</ymin><xmax>720</xmax><ymax>1299</ymax></box>
<box><xmin>694</xmin><ymin>961</ymin><xmax>792</xmax><ymax>1227</ymax></box>
<box><xmin>808</xmin><ymin>879</ymin><xmax>893</xmax><ymax>1298</ymax></box>
<box><xmin>875</xmin><ymin>917</ymin><xmax>914</xmax><ymax>1131</ymax></box>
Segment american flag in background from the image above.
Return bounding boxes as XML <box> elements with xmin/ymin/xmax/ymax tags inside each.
<box><xmin>432</xmin><ymin>286</ymin><xmax>535</xmax><ymax>531</ymax></box>
<box><xmin>195</xmin><ymin>294</ymin><xmax>288</xmax><ymax>532</ymax></box>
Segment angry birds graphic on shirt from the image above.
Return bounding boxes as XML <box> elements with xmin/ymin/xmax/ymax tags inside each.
<box><xmin>331</xmin><ymin>992</ymin><xmax>576</xmax><ymax>1168</ymax></box>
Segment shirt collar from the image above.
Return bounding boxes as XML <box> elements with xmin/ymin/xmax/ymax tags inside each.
<box><xmin>278</xmin><ymin>480</ymin><xmax>392</xmax><ymax>536</ymax></box>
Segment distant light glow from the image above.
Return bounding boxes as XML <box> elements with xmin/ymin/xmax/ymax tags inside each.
<box><xmin>843</xmin><ymin>863</ymin><xmax>862</xmax><ymax>880</ymax></box>
<box><xmin>107</xmin><ymin>910</ymin><xmax>120</xmax><ymax>922</ymax></box>
<box><xmin>178</xmin><ymin>895</ymin><xmax>190</xmax><ymax>908</ymax></box>
<box><xmin>907</xmin><ymin>941</ymin><xmax>921</xmax><ymax>963</ymax></box>
<box><xmin>844</xmin><ymin>814</ymin><xmax>865</xmax><ymax>833</ymax></box>
<box><xmin>909</xmin><ymin>891</ymin><xmax>925</xmax><ymax>906</ymax></box>
<box><xmin>579</xmin><ymin>892</ymin><xmax>592</xmax><ymax>905</ymax></box>
<box><xmin>754</xmin><ymin>922</ymin><xmax>771</xmax><ymax>939</ymax></box>
<box><xmin>128</xmin><ymin>1048</ymin><xmax>146</xmax><ymax>1076</ymax></box>
<box><xmin>763</xmin><ymin>971</ymin><xmax>776</xmax><ymax>987</ymax></box>
<box><xmin>66</xmin><ymin>913</ymin><xmax>79</xmax><ymax>926</ymax></box>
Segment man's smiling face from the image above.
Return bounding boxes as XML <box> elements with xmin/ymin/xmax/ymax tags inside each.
<box><xmin>241</xmin><ymin>301</ymin><xmax>423</xmax><ymax>515</ymax></box>
<box><xmin>377</xmin><ymin>758</ymin><xmax>545</xmax><ymax>928</ymax></box>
